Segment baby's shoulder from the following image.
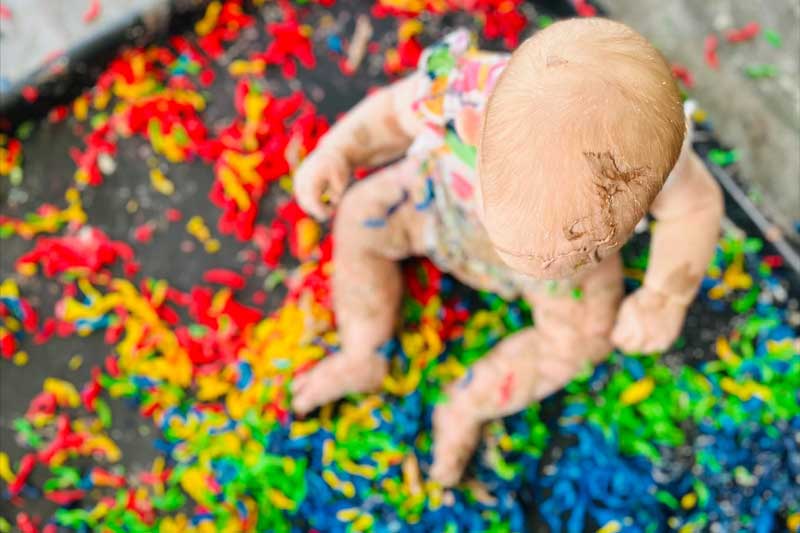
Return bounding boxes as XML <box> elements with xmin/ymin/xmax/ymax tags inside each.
<box><xmin>417</xmin><ymin>29</ymin><xmax>473</xmax><ymax>80</ymax></box>
<box><xmin>414</xmin><ymin>30</ymin><xmax>510</xmax><ymax>125</ymax></box>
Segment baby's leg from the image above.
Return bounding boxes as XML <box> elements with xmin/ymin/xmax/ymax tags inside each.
<box><xmin>430</xmin><ymin>254</ymin><xmax>623</xmax><ymax>485</ymax></box>
<box><xmin>292</xmin><ymin>158</ymin><xmax>430</xmax><ymax>415</ymax></box>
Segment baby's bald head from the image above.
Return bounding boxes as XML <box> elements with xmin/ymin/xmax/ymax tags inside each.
<box><xmin>478</xmin><ymin>18</ymin><xmax>685</xmax><ymax>280</ymax></box>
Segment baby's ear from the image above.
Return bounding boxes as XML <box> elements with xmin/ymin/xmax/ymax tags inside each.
<box><xmin>455</xmin><ymin>106</ymin><xmax>482</xmax><ymax>147</ymax></box>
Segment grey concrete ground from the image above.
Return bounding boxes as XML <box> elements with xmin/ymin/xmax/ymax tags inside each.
<box><xmin>0</xmin><ymin>0</ymin><xmax>163</xmax><ymax>89</ymax></box>
<box><xmin>0</xmin><ymin>1</ymin><xmax>798</xmax><ymax>529</ymax></box>
<box><xmin>598</xmin><ymin>0</ymin><xmax>800</xmax><ymax>238</ymax></box>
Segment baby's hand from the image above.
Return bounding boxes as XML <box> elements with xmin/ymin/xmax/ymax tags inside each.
<box><xmin>611</xmin><ymin>286</ymin><xmax>687</xmax><ymax>354</ymax></box>
<box><xmin>294</xmin><ymin>147</ymin><xmax>350</xmax><ymax>221</ymax></box>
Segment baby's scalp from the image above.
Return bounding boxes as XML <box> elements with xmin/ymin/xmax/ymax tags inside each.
<box><xmin>478</xmin><ymin>18</ymin><xmax>685</xmax><ymax>280</ymax></box>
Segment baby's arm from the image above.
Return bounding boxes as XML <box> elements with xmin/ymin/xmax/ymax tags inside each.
<box><xmin>612</xmin><ymin>149</ymin><xmax>724</xmax><ymax>353</ymax></box>
<box><xmin>294</xmin><ymin>74</ymin><xmax>425</xmax><ymax>220</ymax></box>
<box><xmin>644</xmin><ymin>151</ymin><xmax>724</xmax><ymax>304</ymax></box>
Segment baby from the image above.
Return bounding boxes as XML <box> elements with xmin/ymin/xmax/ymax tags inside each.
<box><xmin>291</xmin><ymin>18</ymin><xmax>723</xmax><ymax>485</ymax></box>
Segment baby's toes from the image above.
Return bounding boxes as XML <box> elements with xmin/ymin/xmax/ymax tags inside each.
<box><xmin>430</xmin><ymin>404</ymin><xmax>481</xmax><ymax>486</ymax></box>
<box><xmin>430</xmin><ymin>453</ymin><xmax>464</xmax><ymax>487</ymax></box>
<box><xmin>290</xmin><ymin>384</ymin><xmax>316</xmax><ymax>416</ymax></box>
<box><xmin>290</xmin><ymin>365</ymin><xmax>330</xmax><ymax>415</ymax></box>
<box><xmin>290</xmin><ymin>371</ymin><xmax>311</xmax><ymax>394</ymax></box>
<box><xmin>430</xmin><ymin>427</ymin><xmax>479</xmax><ymax>486</ymax></box>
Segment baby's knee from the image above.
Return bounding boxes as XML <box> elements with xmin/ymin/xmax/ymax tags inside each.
<box><xmin>333</xmin><ymin>181</ymin><xmax>375</xmax><ymax>238</ymax></box>
<box><xmin>333</xmin><ymin>184</ymin><xmax>410</xmax><ymax>260</ymax></box>
<box><xmin>335</xmin><ymin>173</ymin><xmax>428</xmax><ymax>259</ymax></box>
<box><xmin>539</xmin><ymin>312</ymin><xmax>614</xmax><ymax>368</ymax></box>
<box><xmin>574</xmin><ymin>287</ymin><xmax>622</xmax><ymax>340</ymax></box>
<box><xmin>535</xmin><ymin>292</ymin><xmax>618</xmax><ymax>341</ymax></box>
<box><xmin>337</xmin><ymin>178</ymin><xmax>373</xmax><ymax>218</ymax></box>
<box><xmin>581</xmin><ymin>306</ymin><xmax>617</xmax><ymax>339</ymax></box>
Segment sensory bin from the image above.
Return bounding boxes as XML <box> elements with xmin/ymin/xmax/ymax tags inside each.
<box><xmin>0</xmin><ymin>1</ymin><xmax>798</xmax><ymax>532</ymax></box>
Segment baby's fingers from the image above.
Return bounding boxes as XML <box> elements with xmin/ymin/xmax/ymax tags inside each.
<box><xmin>327</xmin><ymin>171</ymin><xmax>349</xmax><ymax>205</ymax></box>
<box><xmin>297</xmin><ymin>191</ymin><xmax>329</xmax><ymax>221</ymax></box>
<box><xmin>297</xmin><ymin>174</ymin><xmax>332</xmax><ymax>221</ymax></box>
<box><xmin>641</xmin><ymin>336</ymin><xmax>669</xmax><ymax>354</ymax></box>
<box><xmin>611</xmin><ymin>316</ymin><xmax>644</xmax><ymax>354</ymax></box>
<box><xmin>641</xmin><ymin>321</ymin><xmax>680</xmax><ymax>354</ymax></box>
<box><xmin>611</xmin><ymin>327</ymin><xmax>632</xmax><ymax>353</ymax></box>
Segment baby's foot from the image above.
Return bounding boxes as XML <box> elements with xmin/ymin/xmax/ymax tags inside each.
<box><xmin>429</xmin><ymin>397</ymin><xmax>482</xmax><ymax>486</ymax></box>
<box><xmin>290</xmin><ymin>352</ymin><xmax>388</xmax><ymax>416</ymax></box>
